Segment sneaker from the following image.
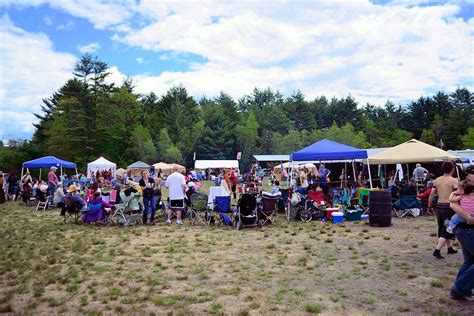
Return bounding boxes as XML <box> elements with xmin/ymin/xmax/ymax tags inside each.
<box><xmin>165</xmin><ymin>219</ymin><xmax>171</xmax><ymax>225</ymax></box>
<box><xmin>176</xmin><ymin>220</ymin><xmax>183</xmax><ymax>226</ymax></box>
<box><xmin>450</xmin><ymin>289</ymin><xmax>474</xmax><ymax>301</ymax></box>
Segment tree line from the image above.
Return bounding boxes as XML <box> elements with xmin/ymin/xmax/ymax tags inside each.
<box><xmin>1</xmin><ymin>54</ymin><xmax>473</xmax><ymax>173</ymax></box>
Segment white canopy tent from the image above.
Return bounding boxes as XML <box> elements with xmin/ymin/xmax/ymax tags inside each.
<box><xmin>195</xmin><ymin>160</ymin><xmax>239</xmax><ymax>170</ymax></box>
<box><xmin>87</xmin><ymin>156</ymin><xmax>117</xmax><ymax>178</ymax></box>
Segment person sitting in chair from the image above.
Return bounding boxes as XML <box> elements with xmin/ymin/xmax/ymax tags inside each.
<box><xmin>400</xmin><ymin>178</ymin><xmax>417</xmax><ymax>196</ymax></box>
<box><xmin>61</xmin><ymin>184</ymin><xmax>86</xmax><ymax>216</ymax></box>
<box><xmin>83</xmin><ymin>191</ymin><xmax>113</xmax><ymax>224</ymax></box>
<box><xmin>53</xmin><ymin>182</ymin><xmax>66</xmax><ymax>207</ymax></box>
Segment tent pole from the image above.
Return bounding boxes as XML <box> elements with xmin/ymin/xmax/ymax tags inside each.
<box><xmin>352</xmin><ymin>159</ymin><xmax>356</xmax><ymax>184</ymax></box>
<box><xmin>75</xmin><ymin>168</ymin><xmax>78</xmax><ymax>178</ymax></box>
<box><xmin>406</xmin><ymin>164</ymin><xmax>409</xmax><ymax>179</ymax></box>
<box><xmin>61</xmin><ymin>166</ymin><xmax>63</xmax><ymax>182</ymax></box>
<box><xmin>367</xmin><ymin>161</ymin><xmax>373</xmax><ymax>189</ymax></box>
<box><xmin>20</xmin><ymin>167</ymin><xmax>24</xmax><ymax>186</ymax></box>
<box><xmin>288</xmin><ymin>162</ymin><xmax>294</xmax><ymax>221</ymax></box>
<box><xmin>456</xmin><ymin>165</ymin><xmax>460</xmax><ymax>180</ymax></box>
<box><xmin>39</xmin><ymin>169</ymin><xmax>42</xmax><ymax>181</ymax></box>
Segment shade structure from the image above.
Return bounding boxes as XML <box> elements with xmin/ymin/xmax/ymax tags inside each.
<box><xmin>116</xmin><ymin>168</ymin><xmax>126</xmax><ymax>178</ymax></box>
<box><xmin>170</xmin><ymin>163</ymin><xmax>186</xmax><ymax>172</ymax></box>
<box><xmin>127</xmin><ymin>161</ymin><xmax>151</xmax><ymax>169</ymax></box>
<box><xmin>290</xmin><ymin>139</ymin><xmax>368</xmax><ymax>161</ymax></box>
<box><xmin>22</xmin><ymin>156</ymin><xmax>76</xmax><ymax>169</ymax></box>
<box><xmin>153</xmin><ymin>162</ymin><xmax>171</xmax><ymax>171</ymax></box>
<box><xmin>195</xmin><ymin>160</ymin><xmax>239</xmax><ymax>170</ymax></box>
<box><xmin>367</xmin><ymin>139</ymin><xmax>460</xmax><ymax>164</ymax></box>
<box><xmin>87</xmin><ymin>156</ymin><xmax>116</xmax><ymax>177</ymax></box>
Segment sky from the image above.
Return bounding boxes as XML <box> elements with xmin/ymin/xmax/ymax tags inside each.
<box><xmin>0</xmin><ymin>0</ymin><xmax>473</xmax><ymax>142</ymax></box>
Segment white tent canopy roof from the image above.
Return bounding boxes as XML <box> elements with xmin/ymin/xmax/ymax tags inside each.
<box><xmin>195</xmin><ymin>160</ymin><xmax>239</xmax><ymax>170</ymax></box>
<box><xmin>87</xmin><ymin>156</ymin><xmax>117</xmax><ymax>177</ymax></box>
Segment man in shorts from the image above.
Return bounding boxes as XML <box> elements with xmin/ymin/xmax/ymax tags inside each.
<box><xmin>166</xmin><ymin>166</ymin><xmax>186</xmax><ymax>225</ymax></box>
<box><xmin>429</xmin><ymin>161</ymin><xmax>458</xmax><ymax>259</ymax></box>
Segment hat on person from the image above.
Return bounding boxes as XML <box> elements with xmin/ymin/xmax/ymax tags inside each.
<box><xmin>187</xmin><ymin>181</ymin><xmax>195</xmax><ymax>188</ymax></box>
<box><xmin>67</xmin><ymin>184</ymin><xmax>78</xmax><ymax>193</ymax></box>
<box><xmin>50</xmin><ymin>166</ymin><xmax>58</xmax><ymax>170</ymax></box>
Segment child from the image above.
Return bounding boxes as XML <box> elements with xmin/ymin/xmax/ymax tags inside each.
<box><xmin>446</xmin><ymin>180</ymin><xmax>474</xmax><ymax>234</ymax></box>
<box><xmin>270</xmin><ymin>180</ymin><xmax>280</xmax><ymax>195</ymax></box>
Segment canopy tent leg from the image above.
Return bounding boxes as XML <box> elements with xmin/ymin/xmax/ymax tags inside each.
<box><xmin>39</xmin><ymin>169</ymin><xmax>42</xmax><ymax>181</ymax></box>
<box><xmin>352</xmin><ymin>159</ymin><xmax>356</xmax><ymax>183</ymax></box>
<box><xmin>20</xmin><ymin>167</ymin><xmax>24</xmax><ymax>186</ymax></box>
<box><xmin>75</xmin><ymin>168</ymin><xmax>78</xmax><ymax>178</ymax></box>
<box><xmin>406</xmin><ymin>164</ymin><xmax>409</xmax><ymax>179</ymax></box>
<box><xmin>367</xmin><ymin>161</ymin><xmax>373</xmax><ymax>189</ymax></box>
<box><xmin>61</xmin><ymin>166</ymin><xmax>63</xmax><ymax>182</ymax></box>
<box><xmin>288</xmin><ymin>162</ymin><xmax>294</xmax><ymax>221</ymax></box>
<box><xmin>456</xmin><ymin>165</ymin><xmax>460</xmax><ymax>180</ymax></box>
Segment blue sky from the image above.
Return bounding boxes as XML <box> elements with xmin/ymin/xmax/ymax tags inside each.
<box><xmin>0</xmin><ymin>0</ymin><xmax>473</xmax><ymax>142</ymax></box>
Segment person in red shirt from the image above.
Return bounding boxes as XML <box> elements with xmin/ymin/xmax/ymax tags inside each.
<box><xmin>48</xmin><ymin>167</ymin><xmax>59</xmax><ymax>197</ymax></box>
<box><xmin>417</xmin><ymin>181</ymin><xmax>433</xmax><ymax>215</ymax></box>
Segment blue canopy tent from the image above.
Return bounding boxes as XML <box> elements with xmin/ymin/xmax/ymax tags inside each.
<box><xmin>21</xmin><ymin>156</ymin><xmax>77</xmax><ymax>182</ymax></box>
<box><xmin>289</xmin><ymin>139</ymin><xmax>372</xmax><ymax>190</ymax></box>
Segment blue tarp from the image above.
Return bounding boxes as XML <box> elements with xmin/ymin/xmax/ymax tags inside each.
<box><xmin>290</xmin><ymin>139</ymin><xmax>368</xmax><ymax>161</ymax></box>
<box><xmin>22</xmin><ymin>156</ymin><xmax>77</xmax><ymax>169</ymax></box>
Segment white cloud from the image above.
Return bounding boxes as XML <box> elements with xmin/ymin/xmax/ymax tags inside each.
<box><xmin>56</xmin><ymin>20</ymin><xmax>74</xmax><ymax>31</ymax></box>
<box><xmin>77</xmin><ymin>42</ymin><xmax>100</xmax><ymax>54</ymax></box>
<box><xmin>106</xmin><ymin>1</ymin><xmax>473</xmax><ymax>105</ymax></box>
<box><xmin>43</xmin><ymin>15</ymin><xmax>52</xmax><ymax>26</ymax></box>
<box><xmin>136</xmin><ymin>57</ymin><xmax>144</xmax><ymax>64</ymax></box>
<box><xmin>0</xmin><ymin>14</ymin><xmax>76</xmax><ymax>140</ymax></box>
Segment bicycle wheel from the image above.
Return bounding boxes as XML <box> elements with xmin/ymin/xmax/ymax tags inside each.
<box><xmin>297</xmin><ymin>206</ymin><xmax>312</xmax><ymax>223</ymax></box>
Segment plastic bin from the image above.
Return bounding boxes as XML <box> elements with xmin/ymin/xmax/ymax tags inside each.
<box><xmin>332</xmin><ymin>212</ymin><xmax>344</xmax><ymax>224</ymax></box>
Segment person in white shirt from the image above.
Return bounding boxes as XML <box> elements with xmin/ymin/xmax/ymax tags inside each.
<box><xmin>165</xmin><ymin>166</ymin><xmax>186</xmax><ymax>225</ymax></box>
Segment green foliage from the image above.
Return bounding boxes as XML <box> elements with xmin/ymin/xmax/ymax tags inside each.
<box><xmin>129</xmin><ymin>125</ymin><xmax>156</xmax><ymax>163</ymax></box>
<box><xmin>462</xmin><ymin>128</ymin><xmax>474</xmax><ymax>149</ymax></box>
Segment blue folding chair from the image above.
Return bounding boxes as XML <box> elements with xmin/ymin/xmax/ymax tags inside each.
<box><xmin>393</xmin><ymin>195</ymin><xmax>421</xmax><ymax>217</ymax></box>
<box><xmin>213</xmin><ymin>196</ymin><xmax>234</xmax><ymax>226</ymax></box>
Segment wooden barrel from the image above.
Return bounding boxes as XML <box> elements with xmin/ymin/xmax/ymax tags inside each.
<box><xmin>369</xmin><ymin>190</ymin><xmax>392</xmax><ymax>227</ymax></box>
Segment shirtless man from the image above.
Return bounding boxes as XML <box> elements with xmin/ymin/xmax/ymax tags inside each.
<box><xmin>429</xmin><ymin>161</ymin><xmax>458</xmax><ymax>259</ymax></box>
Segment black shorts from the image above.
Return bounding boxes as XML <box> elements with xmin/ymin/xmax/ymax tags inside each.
<box><xmin>436</xmin><ymin>203</ymin><xmax>455</xmax><ymax>240</ymax></box>
<box><xmin>170</xmin><ymin>199</ymin><xmax>185</xmax><ymax>209</ymax></box>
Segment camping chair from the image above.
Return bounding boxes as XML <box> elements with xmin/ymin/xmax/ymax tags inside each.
<box><xmin>393</xmin><ymin>195</ymin><xmax>421</xmax><ymax>218</ymax></box>
<box><xmin>36</xmin><ymin>190</ymin><xmax>52</xmax><ymax>211</ymax></box>
<box><xmin>110</xmin><ymin>192</ymin><xmax>142</xmax><ymax>226</ymax></box>
<box><xmin>213</xmin><ymin>195</ymin><xmax>234</xmax><ymax>226</ymax></box>
<box><xmin>259</xmin><ymin>191</ymin><xmax>281</xmax><ymax>226</ymax></box>
<box><xmin>109</xmin><ymin>190</ymin><xmax>118</xmax><ymax>204</ymax></box>
<box><xmin>189</xmin><ymin>192</ymin><xmax>210</xmax><ymax>225</ymax></box>
<box><xmin>63</xmin><ymin>196</ymin><xmax>81</xmax><ymax>223</ymax></box>
<box><xmin>85</xmin><ymin>189</ymin><xmax>94</xmax><ymax>202</ymax></box>
<box><xmin>82</xmin><ymin>202</ymin><xmax>108</xmax><ymax>224</ymax></box>
<box><xmin>236</xmin><ymin>193</ymin><xmax>259</xmax><ymax>229</ymax></box>
<box><xmin>330</xmin><ymin>187</ymin><xmax>350</xmax><ymax>208</ymax></box>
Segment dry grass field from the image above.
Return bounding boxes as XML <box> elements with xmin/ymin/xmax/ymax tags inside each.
<box><xmin>0</xmin><ymin>181</ymin><xmax>472</xmax><ymax>315</ymax></box>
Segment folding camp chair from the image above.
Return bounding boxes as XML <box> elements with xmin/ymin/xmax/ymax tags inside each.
<box><xmin>63</xmin><ymin>196</ymin><xmax>81</xmax><ymax>223</ymax></box>
<box><xmin>213</xmin><ymin>195</ymin><xmax>234</xmax><ymax>226</ymax></box>
<box><xmin>36</xmin><ymin>194</ymin><xmax>52</xmax><ymax>211</ymax></box>
<box><xmin>330</xmin><ymin>187</ymin><xmax>350</xmax><ymax>207</ymax></box>
<box><xmin>259</xmin><ymin>191</ymin><xmax>281</xmax><ymax>226</ymax></box>
<box><xmin>393</xmin><ymin>195</ymin><xmax>421</xmax><ymax>218</ymax></box>
<box><xmin>189</xmin><ymin>192</ymin><xmax>210</xmax><ymax>225</ymax></box>
<box><xmin>109</xmin><ymin>190</ymin><xmax>118</xmax><ymax>204</ymax></box>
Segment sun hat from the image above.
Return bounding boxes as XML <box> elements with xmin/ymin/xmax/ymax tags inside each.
<box><xmin>67</xmin><ymin>184</ymin><xmax>78</xmax><ymax>193</ymax></box>
<box><xmin>50</xmin><ymin>166</ymin><xmax>58</xmax><ymax>170</ymax></box>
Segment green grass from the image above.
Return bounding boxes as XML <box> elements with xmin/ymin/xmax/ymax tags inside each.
<box><xmin>305</xmin><ymin>303</ymin><xmax>323</xmax><ymax>314</ymax></box>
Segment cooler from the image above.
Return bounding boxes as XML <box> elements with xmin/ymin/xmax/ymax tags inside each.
<box><xmin>332</xmin><ymin>212</ymin><xmax>344</xmax><ymax>224</ymax></box>
<box><xmin>326</xmin><ymin>207</ymin><xmax>339</xmax><ymax>220</ymax></box>
<box><xmin>345</xmin><ymin>208</ymin><xmax>364</xmax><ymax>221</ymax></box>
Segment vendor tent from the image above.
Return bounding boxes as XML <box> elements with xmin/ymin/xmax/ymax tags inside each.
<box><xmin>290</xmin><ymin>139</ymin><xmax>370</xmax><ymax>194</ymax></box>
<box><xmin>22</xmin><ymin>156</ymin><xmax>77</xmax><ymax>180</ymax></box>
<box><xmin>291</xmin><ymin>139</ymin><xmax>368</xmax><ymax>161</ymax></box>
<box><xmin>127</xmin><ymin>161</ymin><xmax>150</xmax><ymax>169</ymax></box>
<box><xmin>195</xmin><ymin>160</ymin><xmax>239</xmax><ymax>170</ymax></box>
<box><xmin>170</xmin><ymin>163</ymin><xmax>186</xmax><ymax>172</ymax></box>
<box><xmin>87</xmin><ymin>156</ymin><xmax>116</xmax><ymax>177</ymax></box>
<box><xmin>153</xmin><ymin>162</ymin><xmax>171</xmax><ymax>172</ymax></box>
<box><xmin>116</xmin><ymin>168</ymin><xmax>126</xmax><ymax>178</ymax></box>
<box><xmin>367</xmin><ymin>139</ymin><xmax>460</xmax><ymax>164</ymax></box>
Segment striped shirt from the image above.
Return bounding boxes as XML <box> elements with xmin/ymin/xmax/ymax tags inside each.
<box><xmin>460</xmin><ymin>194</ymin><xmax>474</xmax><ymax>214</ymax></box>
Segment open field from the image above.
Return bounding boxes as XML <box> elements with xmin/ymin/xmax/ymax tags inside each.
<box><xmin>0</xmin><ymin>184</ymin><xmax>473</xmax><ymax>315</ymax></box>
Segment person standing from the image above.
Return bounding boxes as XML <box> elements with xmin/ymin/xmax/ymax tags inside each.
<box><xmin>7</xmin><ymin>172</ymin><xmax>18</xmax><ymax>201</ymax></box>
<box><xmin>47</xmin><ymin>167</ymin><xmax>59</xmax><ymax>198</ymax></box>
<box><xmin>429</xmin><ymin>161</ymin><xmax>458</xmax><ymax>259</ymax></box>
<box><xmin>449</xmin><ymin>165</ymin><xmax>474</xmax><ymax>301</ymax></box>
<box><xmin>413</xmin><ymin>163</ymin><xmax>429</xmax><ymax>180</ymax></box>
<box><xmin>0</xmin><ymin>172</ymin><xmax>6</xmax><ymax>204</ymax></box>
<box><xmin>166</xmin><ymin>166</ymin><xmax>186</xmax><ymax>225</ymax></box>
<box><xmin>318</xmin><ymin>164</ymin><xmax>331</xmax><ymax>195</ymax></box>
<box><xmin>229</xmin><ymin>168</ymin><xmax>239</xmax><ymax>199</ymax></box>
<box><xmin>139</xmin><ymin>170</ymin><xmax>156</xmax><ymax>225</ymax></box>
